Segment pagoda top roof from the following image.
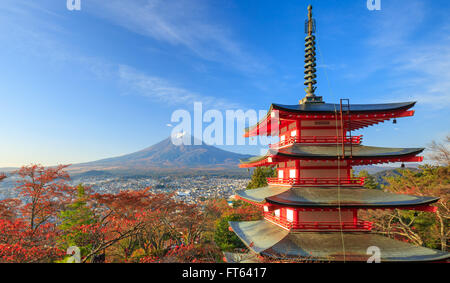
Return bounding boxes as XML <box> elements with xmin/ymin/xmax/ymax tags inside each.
<box><xmin>272</xmin><ymin>101</ymin><xmax>416</xmax><ymax>114</ymax></box>
<box><xmin>244</xmin><ymin>101</ymin><xmax>416</xmax><ymax>137</ymax></box>
<box><xmin>239</xmin><ymin>144</ymin><xmax>424</xmax><ymax>167</ymax></box>
<box><xmin>235</xmin><ymin>186</ymin><xmax>439</xmax><ymax>208</ymax></box>
<box><xmin>229</xmin><ymin>220</ymin><xmax>450</xmax><ymax>262</ymax></box>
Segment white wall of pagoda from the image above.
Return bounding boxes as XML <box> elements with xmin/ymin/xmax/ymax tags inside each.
<box><xmin>279</xmin><ymin>120</ymin><xmax>347</xmax><ymax>139</ymax></box>
<box><xmin>276</xmin><ymin>160</ymin><xmax>351</xmax><ymax>180</ymax></box>
<box><xmin>274</xmin><ymin>117</ymin><xmax>356</xmax><ymax>183</ymax></box>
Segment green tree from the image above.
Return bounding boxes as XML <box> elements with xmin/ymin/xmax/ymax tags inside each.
<box><xmin>364</xmin><ymin>165</ymin><xmax>449</xmax><ymax>251</ymax></box>
<box><xmin>358</xmin><ymin>170</ymin><xmax>380</xmax><ymax>190</ymax></box>
<box><xmin>383</xmin><ymin>165</ymin><xmax>449</xmax><ymax>251</ymax></box>
<box><xmin>214</xmin><ymin>214</ymin><xmax>245</xmax><ymax>251</ymax></box>
<box><xmin>58</xmin><ymin>184</ymin><xmax>97</xmax><ymax>259</ymax></box>
<box><xmin>246</xmin><ymin>167</ymin><xmax>276</xmax><ymax>190</ymax></box>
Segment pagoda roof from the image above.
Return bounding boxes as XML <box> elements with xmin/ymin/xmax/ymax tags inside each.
<box><xmin>237</xmin><ymin>186</ymin><xmax>290</xmax><ymax>204</ymax></box>
<box><xmin>244</xmin><ymin>101</ymin><xmax>416</xmax><ymax>137</ymax></box>
<box><xmin>222</xmin><ymin>252</ymin><xmax>261</xmax><ymax>263</ymax></box>
<box><xmin>229</xmin><ymin>220</ymin><xmax>450</xmax><ymax>262</ymax></box>
<box><xmin>239</xmin><ymin>144</ymin><xmax>424</xmax><ymax>167</ymax></box>
<box><xmin>236</xmin><ymin>186</ymin><xmax>439</xmax><ymax>208</ymax></box>
<box><xmin>272</xmin><ymin>101</ymin><xmax>416</xmax><ymax>113</ymax></box>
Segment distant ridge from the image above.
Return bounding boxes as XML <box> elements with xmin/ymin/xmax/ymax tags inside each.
<box><xmin>69</xmin><ymin>135</ymin><xmax>252</xmax><ymax>174</ymax></box>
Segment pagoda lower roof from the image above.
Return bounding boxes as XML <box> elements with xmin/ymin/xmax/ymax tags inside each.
<box><xmin>222</xmin><ymin>252</ymin><xmax>261</xmax><ymax>263</ymax></box>
<box><xmin>244</xmin><ymin>101</ymin><xmax>416</xmax><ymax>136</ymax></box>
<box><xmin>229</xmin><ymin>220</ymin><xmax>450</xmax><ymax>262</ymax></box>
<box><xmin>235</xmin><ymin>186</ymin><xmax>439</xmax><ymax>208</ymax></box>
<box><xmin>239</xmin><ymin>144</ymin><xmax>424</xmax><ymax>167</ymax></box>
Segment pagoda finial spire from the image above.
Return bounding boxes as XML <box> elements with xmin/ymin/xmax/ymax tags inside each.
<box><xmin>300</xmin><ymin>5</ymin><xmax>323</xmax><ymax>104</ymax></box>
<box><xmin>307</xmin><ymin>4</ymin><xmax>314</xmax><ymax>36</ymax></box>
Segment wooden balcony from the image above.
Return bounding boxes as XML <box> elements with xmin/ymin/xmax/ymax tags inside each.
<box><xmin>267</xmin><ymin>177</ymin><xmax>366</xmax><ymax>187</ymax></box>
<box><xmin>269</xmin><ymin>135</ymin><xmax>362</xmax><ymax>149</ymax></box>
<box><xmin>264</xmin><ymin>213</ymin><xmax>372</xmax><ymax>231</ymax></box>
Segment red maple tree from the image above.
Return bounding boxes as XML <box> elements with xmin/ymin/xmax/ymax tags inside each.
<box><xmin>0</xmin><ymin>164</ymin><xmax>74</xmax><ymax>262</ymax></box>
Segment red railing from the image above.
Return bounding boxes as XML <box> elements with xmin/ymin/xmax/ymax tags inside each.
<box><xmin>267</xmin><ymin>177</ymin><xmax>365</xmax><ymax>186</ymax></box>
<box><xmin>264</xmin><ymin>213</ymin><xmax>372</xmax><ymax>231</ymax></box>
<box><xmin>269</xmin><ymin>135</ymin><xmax>362</xmax><ymax>149</ymax></box>
<box><xmin>264</xmin><ymin>213</ymin><xmax>293</xmax><ymax>229</ymax></box>
<box><xmin>292</xmin><ymin>220</ymin><xmax>372</xmax><ymax>231</ymax></box>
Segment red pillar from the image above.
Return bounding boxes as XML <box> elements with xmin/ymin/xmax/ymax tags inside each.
<box><xmin>293</xmin><ymin>208</ymin><xmax>299</xmax><ymax>229</ymax></box>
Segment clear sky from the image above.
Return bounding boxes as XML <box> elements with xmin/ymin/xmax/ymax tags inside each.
<box><xmin>0</xmin><ymin>0</ymin><xmax>449</xmax><ymax>167</ymax></box>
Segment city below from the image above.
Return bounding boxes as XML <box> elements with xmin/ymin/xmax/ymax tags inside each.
<box><xmin>0</xmin><ymin>174</ymin><xmax>250</xmax><ymax>204</ymax></box>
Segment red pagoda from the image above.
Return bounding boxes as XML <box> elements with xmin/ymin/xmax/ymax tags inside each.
<box><xmin>226</xmin><ymin>5</ymin><xmax>449</xmax><ymax>262</ymax></box>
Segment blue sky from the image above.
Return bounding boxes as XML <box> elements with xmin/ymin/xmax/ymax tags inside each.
<box><xmin>0</xmin><ymin>0</ymin><xmax>449</xmax><ymax>167</ymax></box>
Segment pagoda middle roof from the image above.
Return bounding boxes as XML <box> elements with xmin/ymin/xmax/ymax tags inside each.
<box><xmin>229</xmin><ymin>220</ymin><xmax>450</xmax><ymax>262</ymax></box>
<box><xmin>236</xmin><ymin>186</ymin><xmax>439</xmax><ymax>208</ymax></box>
<box><xmin>240</xmin><ymin>144</ymin><xmax>424</xmax><ymax>166</ymax></box>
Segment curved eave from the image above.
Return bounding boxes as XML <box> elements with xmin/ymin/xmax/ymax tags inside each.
<box><xmin>235</xmin><ymin>186</ymin><xmax>439</xmax><ymax>209</ymax></box>
<box><xmin>239</xmin><ymin>145</ymin><xmax>424</xmax><ymax>167</ymax></box>
<box><xmin>264</xmin><ymin>187</ymin><xmax>439</xmax><ymax>208</ymax></box>
<box><xmin>244</xmin><ymin>101</ymin><xmax>416</xmax><ymax>137</ymax></box>
<box><xmin>235</xmin><ymin>186</ymin><xmax>290</xmax><ymax>204</ymax></box>
<box><xmin>272</xmin><ymin>101</ymin><xmax>416</xmax><ymax>114</ymax></box>
<box><xmin>223</xmin><ymin>252</ymin><xmax>261</xmax><ymax>263</ymax></box>
<box><xmin>239</xmin><ymin>154</ymin><xmax>271</xmax><ymax>168</ymax></box>
<box><xmin>230</xmin><ymin>220</ymin><xmax>450</xmax><ymax>262</ymax></box>
<box><xmin>274</xmin><ymin>145</ymin><xmax>424</xmax><ymax>159</ymax></box>
<box><xmin>244</xmin><ymin>105</ymin><xmax>274</xmax><ymax>138</ymax></box>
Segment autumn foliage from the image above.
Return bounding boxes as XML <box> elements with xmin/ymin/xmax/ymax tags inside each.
<box><xmin>0</xmin><ymin>165</ymin><xmax>72</xmax><ymax>262</ymax></box>
<box><xmin>0</xmin><ymin>164</ymin><xmax>234</xmax><ymax>263</ymax></box>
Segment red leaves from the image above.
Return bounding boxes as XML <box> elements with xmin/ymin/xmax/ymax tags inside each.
<box><xmin>159</xmin><ymin>243</ymin><xmax>219</xmax><ymax>263</ymax></box>
<box><xmin>139</xmin><ymin>255</ymin><xmax>160</xmax><ymax>263</ymax></box>
<box><xmin>0</xmin><ymin>165</ymin><xmax>241</xmax><ymax>263</ymax></box>
<box><xmin>0</xmin><ymin>218</ymin><xmax>63</xmax><ymax>263</ymax></box>
<box><xmin>0</xmin><ymin>242</ymin><xmax>64</xmax><ymax>263</ymax></box>
<box><xmin>0</xmin><ymin>199</ymin><xmax>21</xmax><ymax>220</ymax></box>
<box><xmin>14</xmin><ymin>164</ymin><xmax>76</xmax><ymax>231</ymax></box>
<box><xmin>0</xmin><ymin>164</ymin><xmax>75</xmax><ymax>263</ymax></box>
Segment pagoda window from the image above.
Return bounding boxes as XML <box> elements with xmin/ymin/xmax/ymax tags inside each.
<box><xmin>286</xmin><ymin>209</ymin><xmax>294</xmax><ymax>222</ymax></box>
<box><xmin>274</xmin><ymin>209</ymin><xmax>280</xmax><ymax>218</ymax></box>
<box><xmin>280</xmin><ymin>135</ymin><xmax>285</xmax><ymax>142</ymax></box>
<box><xmin>278</xmin><ymin>170</ymin><xmax>284</xmax><ymax>179</ymax></box>
<box><xmin>291</xmin><ymin>130</ymin><xmax>297</xmax><ymax>137</ymax></box>
<box><xmin>289</xmin><ymin>169</ymin><xmax>296</xmax><ymax>179</ymax></box>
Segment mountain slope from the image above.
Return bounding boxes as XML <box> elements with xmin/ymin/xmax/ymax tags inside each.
<box><xmin>73</xmin><ymin>136</ymin><xmax>251</xmax><ymax>170</ymax></box>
